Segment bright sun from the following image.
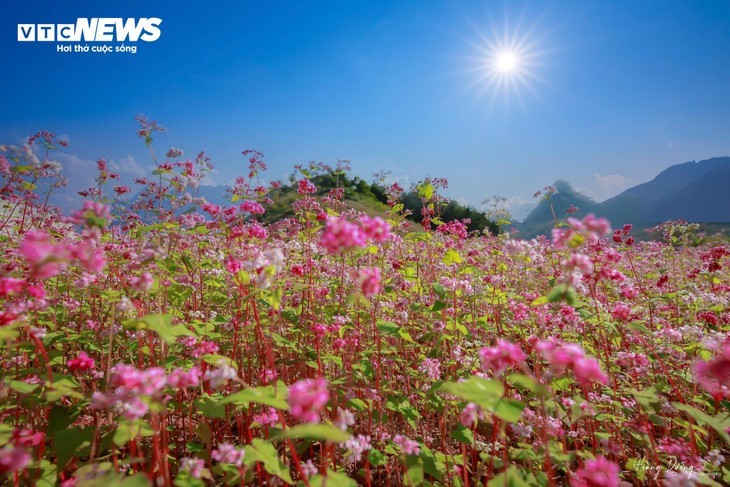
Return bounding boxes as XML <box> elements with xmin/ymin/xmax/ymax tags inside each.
<box><xmin>495</xmin><ymin>51</ymin><xmax>518</xmax><ymax>73</ymax></box>
<box><xmin>458</xmin><ymin>11</ymin><xmax>551</xmax><ymax>110</ymax></box>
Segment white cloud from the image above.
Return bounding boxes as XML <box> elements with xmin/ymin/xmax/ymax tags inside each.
<box><xmin>55</xmin><ymin>153</ymin><xmax>97</xmax><ymax>189</ymax></box>
<box><xmin>593</xmin><ymin>173</ymin><xmax>630</xmax><ymax>191</ymax></box>
<box><xmin>575</xmin><ymin>185</ymin><xmax>600</xmax><ymax>201</ymax></box>
<box><xmin>199</xmin><ymin>168</ymin><xmax>221</xmax><ymax>187</ymax></box>
<box><xmin>455</xmin><ymin>196</ymin><xmax>470</xmax><ymax>207</ymax></box>
<box><xmin>495</xmin><ymin>195</ymin><xmax>536</xmax><ymax>221</ymax></box>
<box><xmin>591</xmin><ymin>173</ymin><xmax>632</xmax><ymax>200</ymax></box>
<box><xmin>108</xmin><ymin>155</ymin><xmax>146</xmax><ymax>179</ymax></box>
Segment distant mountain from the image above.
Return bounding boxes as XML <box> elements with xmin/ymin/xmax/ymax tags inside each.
<box><xmin>518</xmin><ymin>157</ymin><xmax>730</xmax><ymax>237</ymax></box>
<box><xmin>599</xmin><ymin>157</ymin><xmax>730</xmax><ymax>225</ymax></box>
<box><xmin>520</xmin><ymin>180</ymin><xmax>599</xmax><ymax>229</ymax></box>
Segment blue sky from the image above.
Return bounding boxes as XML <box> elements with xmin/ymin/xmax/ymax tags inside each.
<box><xmin>3</xmin><ymin>0</ymin><xmax>730</xmax><ymax>219</ymax></box>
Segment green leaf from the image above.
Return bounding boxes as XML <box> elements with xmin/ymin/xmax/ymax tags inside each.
<box><xmin>547</xmin><ymin>284</ymin><xmax>568</xmax><ymax>303</ymax></box>
<box><xmin>55</xmin><ymin>427</ymin><xmax>95</xmax><ymax>470</ymax></box>
<box><xmin>200</xmin><ymin>354</ymin><xmax>237</xmax><ymax>368</ymax></box>
<box><xmin>431</xmin><ymin>282</ymin><xmax>446</xmax><ymax>298</ymax></box>
<box><xmin>377</xmin><ymin>321</ymin><xmax>400</xmax><ymax>334</ymax></box>
<box><xmin>451</xmin><ymin>424</ymin><xmax>475</xmax><ymax>444</ymax></box>
<box><xmin>194</xmin><ymin>395</ymin><xmax>227</xmax><ymax>419</ymax></box>
<box><xmin>417</xmin><ymin>182</ymin><xmax>434</xmax><ymax>201</ymax></box>
<box><xmin>385</xmin><ymin>397</ymin><xmax>422</xmax><ymax>430</ymax></box>
<box><xmin>113</xmin><ymin>422</ymin><xmax>155</xmax><ymax>446</ymax></box>
<box><xmin>369</xmin><ymin>449</ymin><xmax>386</xmax><ymax>466</ymax></box>
<box><xmin>310</xmin><ymin>470</ymin><xmax>357</xmax><ymax>487</ymax></box>
<box><xmin>0</xmin><ymin>322</ymin><xmax>20</xmax><ymax>341</ymax></box>
<box><xmin>507</xmin><ymin>374</ymin><xmax>549</xmax><ymax>397</ymax></box>
<box><xmin>439</xmin><ymin>376</ymin><xmax>504</xmax><ymax>411</ymax></box>
<box><xmin>48</xmin><ymin>406</ymin><xmax>77</xmax><ymax>435</ymax></box>
<box><xmin>443</xmin><ymin>249</ymin><xmax>463</xmax><ymax>265</ymax></box>
<box><xmin>405</xmin><ymin>462</ymin><xmax>424</xmax><ymax>486</ymax></box>
<box><xmin>630</xmin><ymin>387</ymin><xmax>661</xmax><ymax>411</ymax></box>
<box><xmin>440</xmin><ymin>377</ymin><xmax>523</xmax><ymax>423</ymax></box>
<box><xmin>120</xmin><ymin>474</ymin><xmax>154</xmax><ymax>487</ymax></box>
<box><xmin>244</xmin><ymin>438</ymin><xmax>293</xmax><ymax>484</ymax></box>
<box><xmin>221</xmin><ymin>382</ymin><xmax>288</xmax><ymax>410</ymax></box>
<box><xmin>45</xmin><ymin>375</ymin><xmax>83</xmax><ymax>401</ymax></box>
<box><xmin>672</xmin><ymin>402</ymin><xmax>730</xmax><ymax>445</ymax></box>
<box><xmin>281</xmin><ymin>423</ymin><xmax>350</xmax><ymax>443</ymax></box>
<box><xmin>492</xmin><ymin>398</ymin><xmax>525</xmax><ymax>423</ymax></box>
<box><xmin>124</xmin><ymin>314</ymin><xmax>195</xmax><ymax>344</ymax></box>
<box><xmin>377</xmin><ymin>321</ymin><xmax>415</xmax><ymax>343</ymax></box>
<box><xmin>487</xmin><ymin>466</ymin><xmax>531</xmax><ymax>487</ymax></box>
<box><xmin>166</xmin><ymin>284</ymin><xmax>192</xmax><ymax>307</ymax></box>
<box><xmin>34</xmin><ymin>459</ymin><xmax>57</xmax><ymax>487</ymax></box>
<box><xmin>8</xmin><ymin>380</ymin><xmax>40</xmax><ymax>394</ymax></box>
<box><xmin>628</xmin><ymin>320</ymin><xmax>651</xmax><ymax>335</ymax></box>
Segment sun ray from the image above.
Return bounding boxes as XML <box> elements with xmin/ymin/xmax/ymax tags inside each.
<box><xmin>450</xmin><ymin>6</ymin><xmax>558</xmax><ymax>114</ymax></box>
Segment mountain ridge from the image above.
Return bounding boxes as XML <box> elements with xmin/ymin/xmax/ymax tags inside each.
<box><xmin>517</xmin><ymin>156</ymin><xmax>730</xmax><ymax>237</ymax></box>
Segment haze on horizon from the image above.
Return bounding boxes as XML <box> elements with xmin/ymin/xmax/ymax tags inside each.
<box><xmin>2</xmin><ymin>0</ymin><xmax>730</xmax><ymax>220</ymax></box>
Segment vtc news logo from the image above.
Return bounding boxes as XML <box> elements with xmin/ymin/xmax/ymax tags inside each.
<box><xmin>17</xmin><ymin>18</ymin><xmax>162</xmax><ymax>42</ymax></box>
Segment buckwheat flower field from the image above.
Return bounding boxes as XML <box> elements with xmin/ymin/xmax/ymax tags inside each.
<box><xmin>0</xmin><ymin>125</ymin><xmax>728</xmax><ymax>486</ymax></box>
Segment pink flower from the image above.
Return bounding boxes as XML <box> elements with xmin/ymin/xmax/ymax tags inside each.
<box><xmin>166</xmin><ymin>147</ymin><xmax>184</xmax><ymax>158</ymax></box>
<box><xmin>71</xmin><ymin>242</ymin><xmax>106</xmax><ymax>273</ymax></box>
<box><xmin>67</xmin><ymin>351</ymin><xmax>95</xmax><ymax>372</ymax></box>
<box><xmin>393</xmin><ymin>435</ymin><xmax>420</xmax><ymax>456</ymax></box>
<box><xmin>129</xmin><ymin>272</ymin><xmax>154</xmax><ymax>292</ymax></box>
<box><xmin>212</xmin><ymin>443</ymin><xmax>245</xmax><ymax>467</ymax></box>
<box><xmin>109</xmin><ymin>364</ymin><xmax>167</xmax><ymax>396</ymax></box>
<box><xmin>419</xmin><ymin>358</ymin><xmax>442</xmax><ymax>380</ymax></box>
<box><xmin>0</xmin><ymin>445</ymin><xmax>31</xmax><ymax>474</ymax></box>
<box><xmin>479</xmin><ymin>340</ymin><xmax>526</xmax><ymax>375</ymax></box>
<box><xmin>538</xmin><ymin>341</ymin><xmax>607</xmax><ymax>386</ymax></box>
<box><xmin>581</xmin><ymin>214</ymin><xmax>611</xmax><ymax>237</ymax></box>
<box><xmin>0</xmin><ymin>278</ymin><xmax>26</xmax><ymax>297</ymax></box>
<box><xmin>288</xmin><ymin>377</ymin><xmax>329</xmax><ymax>423</ymax></box>
<box><xmin>537</xmin><ymin>341</ymin><xmax>585</xmax><ymax>371</ymax></box>
<box><xmin>253</xmin><ymin>407</ymin><xmax>279</xmax><ymax>427</ymax></box>
<box><xmin>114</xmin><ymin>185</ymin><xmax>131</xmax><ymax>195</ymax></box>
<box><xmin>340</xmin><ymin>434</ymin><xmax>372</xmax><ymax>463</ymax></box>
<box><xmin>203</xmin><ymin>362</ymin><xmax>237</xmax><ymax>389</ymax></box>
<box><xmin>570</xmin><ymin>456</ymin><xmax>620</xmax><ymax>487</ymax></box>
<box><xmin>121</xmin><ymin>396</ymin><xmax>149</xmax><ymax>421</ymax></box>
<box><xmin>553</xmin><ymin>214</ymin><xmax>611</xmax><ymax>249</ymax></box>
<box><xmin>202</xmin><ymin>202</ymin><xmax>222</xmax><ymax>216</ymax></box>
<box><xmin>573</xmin><ymin>357</ymin><xmax>609</xmax><ymax>386</ymax></box>
<box><xmin>610</xmin><ymin>302</ymin><xmax>631</xmax><ymax>322</ymax></box>
<box><xmin>297</xmin><ymin>178</ymin><xmax>317</xmax><ymax>195</ymax></box>
<box><xmin>334</xmin><ymin>408</ymin><xmax>355</xmax><ymax>430</ymax></box>
<box><xmin>19</xmin><ymin>230</ymin><xmax>71</xmax><ymax>279</ymax></box>
<box><xmin>562</xmin><ymin>253</ymin><xmax>594</xmax><ymax>276</ymax></box>
<box><xmin>355</xmin><ymin>268</ymin><xmax>381</xmax><ymax>297</ymax></box>
<box><xmin>12</xmin><ymin>429</ymin><xmax>44</xmax><ymax>447</ymax></box>
<box><xmin>301</xmin><ymin>460</ymin><xmax>318</xmax><ymax>478</ymax></box>
<box><xmin>694</xmin><ymin>343</ymin><xmax>730</xmax><ymax>399</ymax></box>
<box><xmin>459</xmin><ymin>403</ymin><xmax>484</xmax><ymax>427</ymax></box>
<box><xmin>167</xmin><ymin>367</ymin><xmax>201</xmax><ymax>389</ymax></box>
<box><xmin>180</xmin><ymin>458</ymin><xmax>205</xmax><ymax>479</ymax></box>
<box><xmin>320</xmin><ymin>217</ymin><xmax>366</xmax><ymax>254</ymax></box>
<box><xmin>240</xmin><ymin>200</ymin><xmax>265</xmax><ymax>215</ymax></box>
<box><xmin>359</xmin><ymin>215</ymin><xmax>391</xmax><ymax>243</ymax></box>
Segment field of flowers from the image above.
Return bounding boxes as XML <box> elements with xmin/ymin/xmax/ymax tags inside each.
<box><xmin>0</xmin><ymin>122</ymin><xmax>728</xmax><ymax>486</ymax></box>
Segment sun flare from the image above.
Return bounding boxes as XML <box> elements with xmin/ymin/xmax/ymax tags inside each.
<box><xmin>495</xmin><ymin>51</ymin><xmax>518</xmax><ymax>73</ymax></box>
<box><xmin>459</xmin><ymin>11</ymin><xmax>551</xmax><ymax>110</ymax></box>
